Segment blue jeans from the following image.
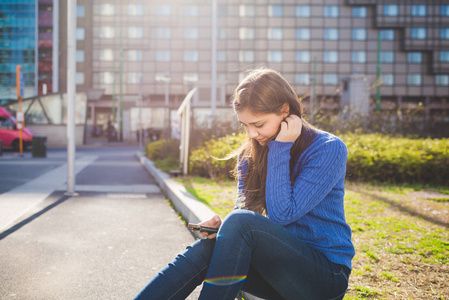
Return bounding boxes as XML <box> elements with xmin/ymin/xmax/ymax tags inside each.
<box><xmin>134</xmin><ymin>210</ymin><xmax>350</xmax><ymax>300</ymax></box>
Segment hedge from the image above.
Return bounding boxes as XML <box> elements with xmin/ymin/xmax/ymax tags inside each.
<box><xmin>188</xmin><ymin>133</ymin><xmax>449</xmax><ymax>185</ymax></box>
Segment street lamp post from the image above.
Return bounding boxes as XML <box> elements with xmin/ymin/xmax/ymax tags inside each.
<box><xmin>157</xmin><ymin>73</ymin><xmax>171</xmax><ymax>138</ymax></box>
<box><xmin>211</xmin><ymin>0</ymin><xmax>217</xmax><ymax>119</ymax></box>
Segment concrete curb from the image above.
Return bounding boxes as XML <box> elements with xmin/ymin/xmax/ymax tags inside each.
<box><xmin>135</xmin><ymin>152</ymin><xmax>216</xmax><ymax>225</ymax></box>
<box><xmin>135</xmin><ymin>151</ymin><xmax>261</xmax><ymax>300</ymax></box>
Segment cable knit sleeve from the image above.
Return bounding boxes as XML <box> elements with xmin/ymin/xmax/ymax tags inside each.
<box><xmin>265</xmin><ymin>135</ymin><xmax>348</xmax><ymax>225</ymax></box>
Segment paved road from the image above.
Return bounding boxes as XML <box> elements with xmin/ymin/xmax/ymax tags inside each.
<box><xmin>0</xmin><ymin>147</ymin><xmax>201</xmax><ymax>299</ymax></box>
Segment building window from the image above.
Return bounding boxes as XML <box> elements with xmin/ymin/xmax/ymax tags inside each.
<box><xmin>379</xmin><ymin>30</ymin><xmax>394</xmax><ymax>40</ymax></box>
<box><xmin>268</xmin><ymin>28</ymin><xmax>283</xmax><ymax>40</ymax></box>
<box><xmin>323</xmin><ymin>74</ymin><xmax>339</xmax><ymax>85</ymax></box>
<box><xmin>128</xmin><ymin>5</ymin><xmax>143</xmax><ymax>16</ymax></box>
<box><xmin>295</xmin><ymin>73</ymin><xmax>310</xmax><ymax>85</ymax></box>
<box><xmin>156</xmin><ymin>5</ymin><xmax>170</xmax><ymax>16</ymax></box>
<box><xmin>380</xmin><ymin>51</ymin><xmax>394</xmax><ymax>63</ymax></box>
<box><xmin>184</xmin><ymin>50</ymin><xmax>199</xmax><ymax>62</ymax></box>
<box><xmin>407</xmin><ymin>74</ymin><xmax>422</xmax><ymax>86</ymax></box>
<box><xmin>99</xmin><ymin>4</ymin><xmax>115</xmax><ymax>16</ymax></box>
<box><xmin>184</xmin><ymin>28</ymin><xmax>199</xmax><ymax>39</ymax></box>
<box><xmin>440</xmin><ymin>51</ymin><xmax>449</xmax><ymax>62</ymax></box>
<box><xmin>76</xmin><ymin>50</ymin><xmax>84</xmax><ymax>62</ymax></box>
<box><xmin>268</xmin><ymin>5</ymin><xmax>283</xmax><ymax>17</ymax></box>
<box><xmin>77</xmin><ymin>5</ymin><xmax>85</xmax><ymax>17</ymax></box>
<box><xmin>411</xmin><ymin>28</ymin><xmax>426</xmax><ymax>39</ymax></box>
<box><xmin>383</xmin><ymin>5</ymin><xmax>398</xmax><ymax>16</ymax></box>
<box><xmin>435</xmin><ymin>74</ymin><xmax>449</xmax><ymax>86</ymax></box>
<box><xmin>217</xmin><ymin>51</ymin><xmax>226</xmax><ymax>62</ymax></box>
<box><xmin>296</xmin><ymin>6</ymin><xmax>311</xmax><ymax>17</ymax></box>
<box><xmin>441</xmin><ymin>28</ymin><xmax>449</xmax><ymax>39</ymax></box>
<box><xmin>442</xmin><ymin>5</ymin><xmax>449</xmax><ymax>16</ymax></box>
<box><xmin>127</xmin><ymin>72</ymin><xmax>141</xmax><ymax>84</ymax></box>
<box><xmin>296</xmin><ymin>28</ymin><xmax>311</xmax><ymax>40</ymax></box>
<box><xmin>407</xmin><ymin>52</ymin><xmax>422</xmax><ymax>63</ymax></box>
<box><xmin>324</xmin><ymin>28</ymin><xmax>339</xmax><ymax>40</ymax></box>
<box><xmin>156</xmin><ymin>50</ymin><xmax>170</xmax><ymax>62</ymax></box>
<box><xmin>156</xmin><ymin>28</ymin><xmax>170</xmax><ymax>39</ymax></box>
<box><xmin>100</xmin><ymin>72</ymin><xmax>114</xmax><ymax>84</ymax></box>
<box><xmin>351</xmin><ymin>51</ymin><xmax>366</xmax><ymax>63</ymax></box>
<box><xmin>76</xmin><ymin>73</ymin><xmax>84</xmax><ymax>84</ymax></box>
<box><xmin>239</xmin><ymin>28</ymin><xmax>255</xmax><ymax>40</ymax></box>
<box><xmin>76</xmin><ymin>28</ymin><xmax>85</xmax><ymax>40</ymax></box>
<box><xmin>323</xmin><ymin>51</ymin><xmax>338</xmax><ymax>63</ymax></box>
<box><xmin>352</xmin><ymin>7</ymin><xmax>367</xmax><ymax>18</ymax></box>
<box><xmin>239</xmin><ymin>51</ymin><xmax>255</xmax><ymax>62</ymax></box>
<box><xmin>268</xmin><ymin>51</ymin><xmax>282</xmax><ymax>62</ymax></box>
<box><xmin>184</xmin><ymin>5</ymin><xmax>199</xmax><ymax>16</ymax></box>
<box><xmin>382</xmin><ymin>74</ymin><xmax>394</xmax><ymax>86</ymax></box>
<box><xmin>218</xmin><ymin>29</ymin><xmax>227</xmax><ymax>39</ymax></box>
<box><xmin>128</xmin><ymin>50</ymin><xmax>142</xmax><ymax>61</ymax></box>
<box><xmin>99</xmin><ymin>27</ymin><xmax>114</xmax><ymax>38</ymax></box>
<box><xmin>296</xmin><ymin>51</ymin><xmax>310</xmax><ymax>63</ymax></box>
<box><xmin>352</xmin><ymin>28</ymin><xmax>366</xmax><ymax>40</ymax></box>
<box><xmin>324</xmin><ymin>6</ymin><xmax>339</xmax><ymax>17</ymax></box>
<box><xmin>99</xmin><ymin>49</ymin><xmax>114</xmax><ymax>61</ymax></box>
<box><xmin>128</xmin><ymin>27</ymin><xmax>143</xmax><ymax>39</ymax></box>
<box><xmin>411</xmin><ymin>5</ymin><xmax>426</xmax><ymax>16</ymax></box>
<box><xmin>184</xmin><ymin>73</ymin><xmax>198</xmax><ymax>82</ymax></box>
<box><xmin>218</xmin><ymin>5</ymin><xmax>227</xmax><ymax>17</ymax></box>
<box><xmin>239</xmin><ymin>5</ymin><xmax>255</xmax><ymax>17</ymax></box>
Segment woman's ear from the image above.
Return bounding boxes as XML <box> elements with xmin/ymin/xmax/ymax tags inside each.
<box><xmin>281</xmin><ymin>103</ymin><xmax>290</xmax><ymax>117</ymax></box>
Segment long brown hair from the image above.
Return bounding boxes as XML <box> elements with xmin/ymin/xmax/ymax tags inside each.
<box><xmin>232</xmin><ymin>68</ymin><xmax>317</xmax><ymax>215</ymax></box>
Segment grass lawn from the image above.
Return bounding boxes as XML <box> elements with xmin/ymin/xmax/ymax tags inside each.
<box><xmin>176</xmin><ymin>177</ymin><xmax>449</xmax><ymax>299</ymax></box>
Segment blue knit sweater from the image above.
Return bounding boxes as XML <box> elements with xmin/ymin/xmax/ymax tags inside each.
<box><xmin>237</xmin><ymin>130</ymin><xmax>355</xmax><ymax>269</ymax></box>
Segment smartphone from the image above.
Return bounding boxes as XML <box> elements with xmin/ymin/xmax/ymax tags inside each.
<box><xmin>188</xmin><ymin>223</ymin><xmax>219</xmax><ymax>234</ymax></box>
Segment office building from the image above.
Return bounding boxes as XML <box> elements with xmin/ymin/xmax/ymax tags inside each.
<box><xmin>0</xmin><ymin>0</ymin><xmax>61</xmax><ymax>103</ymax></box>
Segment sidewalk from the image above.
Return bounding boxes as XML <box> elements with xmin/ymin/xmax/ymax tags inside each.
<box><xmin>0</xmin><ymin>147</ymin><xmax>201</xmax><ymax>299</ymax></box>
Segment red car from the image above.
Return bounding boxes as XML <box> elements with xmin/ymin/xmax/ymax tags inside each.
<box><xmin>0</xmin><ymin>107</ymin><xmax>34</xmax><ymax>151</ymax></box>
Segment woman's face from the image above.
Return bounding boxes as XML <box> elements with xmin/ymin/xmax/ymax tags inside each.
<box><xmin>237</xmin><ymin>108</ymin><xmax>287</xmax><ymax>145</ymax></box>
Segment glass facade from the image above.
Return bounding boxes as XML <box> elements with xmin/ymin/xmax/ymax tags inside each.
<box><xmin>0</xmin><ymin>0</ymin><xmax>36</xmax><ymax>102</ymax></box>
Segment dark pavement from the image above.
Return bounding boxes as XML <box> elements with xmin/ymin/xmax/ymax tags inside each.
<box><xmin>0</xmin><ymin>147</ymin><xmax>201</xmax><ymax>299</ymax></box>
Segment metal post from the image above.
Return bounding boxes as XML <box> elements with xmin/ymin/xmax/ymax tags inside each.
<box><xmin>52</xmin><ymin>0</ymin><xmax>59</xmax><ymax>93</ymax></box>
<box><xmin>310</xmin><ymin>56</ymin><xmax>317</xmax><ymax>124</ymax></box>
<box><xmin>309</xmin><ymin>76</ymin><xmax>314</xmax><ymax>124</ymax></box>
<box><xmin>376</xmin><ymin>31</ymin><xmax>381</xmax><ymax>112</ymax></box>
<box><xmin>112</xmin><ymin>58</ymin><xmax>116</xmax><ymax>123</ymax></box>
<box><xmin>139</xmin><ymin>76</ymin><xmax>143</xmax><ymax>149</ymax></box>
<box><xmin>184</xmin><ymin>100</ymin><xmax>191</xmax><ymax>175</ymax></box>
<box><xmin>211</xmin><ymin>0</ymin><xmax>217</xmax><ymax>119</ymax></box>
<box><xmin>165</xmin><ymin>74</ymin><xmax>171</xmax><ymax>138</ymax></box>
<box><xmin>66</xmin><ymin>0</ymin><xmax>77</xmax><ymax>196</ymax></box>
<box><xmin>119</xmin><ymin>27</ymin><xmax>123</xmax><ymax>141</ymax></box>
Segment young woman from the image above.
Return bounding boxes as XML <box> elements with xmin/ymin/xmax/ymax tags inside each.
<box><xmin>134</xmin><ymin>68</ymin><xmax>355</xmax><ymax>300</ymax></box>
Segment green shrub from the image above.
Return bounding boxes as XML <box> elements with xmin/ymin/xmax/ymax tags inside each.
<box><xmin>188</xmin><ymin>132</ymin><xmax>449</xmax><ymax>185</ymax></box>
<box><xmin>189</xmin><ymin>133</ymin><xmax>244</xmax><ymax>179</ymax></box>
<box><xmin>342</xmin><ymin>134</ymin><xmax>449</xmax><ymax>185</ymax></box>
<box><xmin>146</xmin><ymin>139</ymin><xmax>180</xmax><ymax>162</ymax></box>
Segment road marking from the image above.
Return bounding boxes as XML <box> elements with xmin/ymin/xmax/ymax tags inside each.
<box><xmin>55</xmin><ymin>184</ymin><xmax>160</xmax><ymax>194</ymax></box>
<box><xmin>0</xmin><ymin>155</ymin><xmax>98</xmax><ymax>232</ymax></box>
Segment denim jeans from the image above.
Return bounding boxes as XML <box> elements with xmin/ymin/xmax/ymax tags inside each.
<box><xmin>134</xmin><ymin>210</ymin><xmax>350</xmax><ymax>300</ymax></box>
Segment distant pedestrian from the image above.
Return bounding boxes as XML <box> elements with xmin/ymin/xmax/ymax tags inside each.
<box><xmin>134</xmin><ymin>68</ymin><xmax>355</xmax><ymax>300</ymax></box>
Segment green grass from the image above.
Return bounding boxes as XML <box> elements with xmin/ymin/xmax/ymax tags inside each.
<box><xmin>175</xmin><ymin>177</ymin><xmax>236</xmax><ymax>219</ymax></box>
<box><xmin>353</xmin><ymin>285</ymin><xmax>382</xmax><ymax>297</ymax></box>
<box><xmin>176</xmin><ymin>178</ymin><xmax>449</xmax><ymax>299</ymax></box>
<box><xmin>153</xmin><ymin>155</ymin><xmax>180</xmax><ymax>173</ymax></box>
<box><xmin>429</xmin><ymin>197</ymin><xmax>449</xmax><ymax>203</ymax></box>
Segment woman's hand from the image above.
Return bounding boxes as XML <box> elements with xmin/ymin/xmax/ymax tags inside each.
<box><xmin>198</xmin><ymin>215</ymin><xmax>222</xmax><ymax>239</ymax></box>
<box><xmin>275</xmin><ymin>115</ymin><xmax>302</xmax><ymax>143</ymax></box>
